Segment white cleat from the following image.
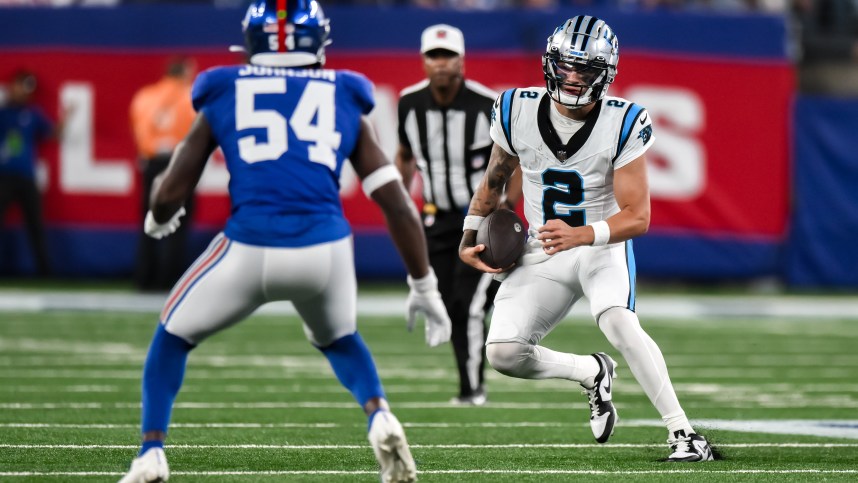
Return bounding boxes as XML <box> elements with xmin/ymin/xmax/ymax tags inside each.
<box><xmin>667</xmin><ymin>431</ymin><xmax>715</xmax><ymax>462</ymax></box>
<box><xmin>118</xmin><ymin>447</ymin><xmax>169</xmax><ymax>483</ymax></box>
<box><xmin>368</xmin><ymin>411</ymin><xmax>417</xmax><ymax>483</ymax></box>
<box><xmin>583</xmin><ymin>352</ymin><xmax>619</xmax><ymax>444</ymax></box>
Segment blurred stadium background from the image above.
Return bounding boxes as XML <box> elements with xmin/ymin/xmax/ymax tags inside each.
<box><xmin>1</xmin><ymin>1</ymin><xmax>857</xmax><ymax>481</ymax></box>
<box><xmin>2</xmin><ymin>0</ymin><xmax>857</xmax><ymax>287</ymax></box>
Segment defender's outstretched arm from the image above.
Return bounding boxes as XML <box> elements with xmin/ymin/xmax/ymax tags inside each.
<box><xmin>151</xmin><ymin>113</ymin><xmax>218</xmax><ymax>222</ymax></box>
<box><xmin>352</xmin><ymin>116</ymin><xmax>451</xmax><ymax>347</ymax></box>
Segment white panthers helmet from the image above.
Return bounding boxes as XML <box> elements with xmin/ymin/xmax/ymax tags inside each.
<box><xmin>542</xmin><ymin>16</ymin><xmax>619</xmax><ymax>109</ymax></box>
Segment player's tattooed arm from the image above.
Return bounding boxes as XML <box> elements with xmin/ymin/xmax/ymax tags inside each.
<box><xmin>459</xmin><ymin>143</ymin><xmax>519</xmax><ymax>272</ymax></box>
<box><xmin>468</xmin><ymin>144</ymin><xmax>520</xmax><ymax>217</ymax></box>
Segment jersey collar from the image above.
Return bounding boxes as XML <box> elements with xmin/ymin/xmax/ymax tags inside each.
<box><xmin>537</xmin><ymin>95</ymin><xmax>602</xmax><ymax>163</ymax></box>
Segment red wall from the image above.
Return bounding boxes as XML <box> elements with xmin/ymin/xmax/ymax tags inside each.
<box><xmin>1</xmin><ymin>50</ymin><xmax>793</xmax><ymax>238</ymax></box>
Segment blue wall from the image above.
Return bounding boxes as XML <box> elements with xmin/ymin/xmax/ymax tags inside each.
<box><xmin>0</xmin><ymin>6</ymin><xmax>789</xmax><ymax>60</ymax></box>
<box><xmin>784</xmin><ymin>97</ymin><xmax>858</xmax><ymax>287</ymax></box>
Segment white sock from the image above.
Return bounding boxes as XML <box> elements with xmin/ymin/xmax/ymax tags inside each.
<box><xmin>663</xmin><ymin>411</ymin><xmax>695</xmax><ymax>437</ymax></box>
<box><xmin>486</xmin><ymin>342</ymin><xmax>600</xmax><ymax>383</ymax></box>
<box><xmin>598</xmin><ymin>307</ymin><xmax>688</xmax><ymax>427</ymax></box>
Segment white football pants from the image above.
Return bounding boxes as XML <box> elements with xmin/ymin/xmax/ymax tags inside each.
<box><xmin>160</xmin><ymin>233</ymin><xmax>356</xmax><ymax>347</ymax></box>
<box><xmin>488</xmin><ymin>241</ymin><xmax>635</xmax><ymax>345</ymax></box>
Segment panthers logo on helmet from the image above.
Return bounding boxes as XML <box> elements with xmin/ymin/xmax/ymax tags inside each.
<box><xmin>542</xmin><ymin>16</ymin><xmax>619</xmax><ymax>109</ymax></box>
<box><xmin>638</xmin><ymin>125</ymin><xmax>652</xmax><ymax>144</ymax></box>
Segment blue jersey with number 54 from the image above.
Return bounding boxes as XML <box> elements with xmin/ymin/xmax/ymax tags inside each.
<box><xmin>192</xmin><ymin>65</ymin><xmax>374</xmax><ymax>247</ymax></box>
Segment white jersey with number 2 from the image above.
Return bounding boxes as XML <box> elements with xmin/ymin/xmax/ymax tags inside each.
<box><xmin>489</xmin><ymin>88</ymin><xmax>654</xmax><ymax>232</ymax></box>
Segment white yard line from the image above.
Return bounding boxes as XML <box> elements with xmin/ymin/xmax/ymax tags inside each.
<box><xmin>4</xmin><ymin>353</ymin><xmax>858</xmax><ymax>369</ymax></box>
<box><xmin>3</xmin><ymin>469</ymin><xmax>855</xmax><ymax>477</ymax></box>
<box><xmin>6</xmin><ymin>382</ymin><xmax>858</xmax><ymax>396</ymax></box>
<box><xmin>3</xmin><ymin>419</ymin><xmax>858</xmax><ymax>439</ymax></box>
<box><xmin>3</xmin><ymin>443</ymin><xmax>858</xmax><ymax>449</ymax></box>
<box><xmin>0</xmin><ymin>367</ymin><xmax>855</xmax><ymax>381</ymax></box>
<box><xmin>3</xmin><ymin>399</ymin><xmax>858</xmax><ymax>410</ymax></box>
<box><xmin>1</xmin><ymin>291</ymin><xmax>858</xmax><ymax>319</ymax></box>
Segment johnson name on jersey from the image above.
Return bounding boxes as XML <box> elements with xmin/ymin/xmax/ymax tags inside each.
<box><xmin>489</xmin><ymin>88</ymin><xmax>654</xmax><ymax>232</ymax></box>
<box><xmin>191</xmin><ymin>65</ymin><xmax>375</xmax><ymax>248</ymax></box>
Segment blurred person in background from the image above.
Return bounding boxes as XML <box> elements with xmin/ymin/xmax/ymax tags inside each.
<box><xmin>793</xmin><ymin>0</ymin><xmax>858</xmax><ymax>94</ymax></box>
<box><xmin>396</xmin><ymin>24</ymin><xmax>522</xmax><ymax>406</ymax></box>
<box><xmin>130</xmin><ymin>56</ymin><xmax>197</xmax><ymax>292</ymax></box>
<box><xmin>0</xmin><ymin>70</ymin><xmax>64</xmax><ymax>277</ymax></box>
<box><xmin>119</xmin><ymin>0</ymin><xmax>451</xmax><ymax>481</ymax></box>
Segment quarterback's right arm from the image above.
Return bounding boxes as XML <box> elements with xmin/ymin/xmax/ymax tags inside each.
<box><xmin>459</xmin><ymin>142</ymin><xmax>520</xmax><ymax>273</ymax></box>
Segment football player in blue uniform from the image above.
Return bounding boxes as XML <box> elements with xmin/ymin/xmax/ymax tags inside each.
<box><xmin>119</xmin><ymin>1</ymin><xmax>449</xmax><ymax>482</ymax></box>
<box><xmin>459</xmin><ymin>16</ymin><xmax>714</xmax><ymax>462</ymax></box>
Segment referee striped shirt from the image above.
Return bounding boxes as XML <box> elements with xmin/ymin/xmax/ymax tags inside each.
<box><xmin>397</xmin><ymin>79</ymin><xmax>497</xmax><ymax>212</ymax></box>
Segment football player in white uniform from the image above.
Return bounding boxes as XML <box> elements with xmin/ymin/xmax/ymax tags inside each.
<box><xmin>459</xmin><ymin>16</ymin><xmax>714</xmax><ymax>462</ymax></box>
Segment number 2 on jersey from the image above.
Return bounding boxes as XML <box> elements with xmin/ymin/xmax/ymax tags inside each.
<box><xmin>235</xmin><ymin>78</ymin><xmax>342</xmax><ymax>169</ymax></box>
<box><xmin>542</xmin><ymin>169</ymin><xmax>585</xmax><ymax>227</ymax></box>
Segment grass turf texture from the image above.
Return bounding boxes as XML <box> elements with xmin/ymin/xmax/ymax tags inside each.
<box><xmin>1</xmin><ymin>309</ymin><xmax>857</xmax><ymax>482</ymax></box>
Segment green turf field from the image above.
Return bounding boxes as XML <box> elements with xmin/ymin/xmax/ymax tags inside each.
<box><xmin>2</xmin><ymin>303</ymin><xmax>858</xmax><ymax>482</ymax></box>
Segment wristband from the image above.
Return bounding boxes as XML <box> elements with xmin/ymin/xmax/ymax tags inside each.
<box><xmin>462</xmin><ymin>215</ymin><xmax>485</xmax><ymax>232</ymax></box>
<box><xmin>590</xmin><ymin>220</ymin><xmax>611</xmax><ymax>246</ymax></box>
<box><xmin>407</xmin><ymin>268</ymin><xmax>438</xmax><ymax>294</ymax></box>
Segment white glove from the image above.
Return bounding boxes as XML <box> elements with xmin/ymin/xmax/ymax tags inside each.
<box><xmin>144</xmin><ymin>207</ymin><xmax>186</xmax><ymax>240</ymax></box>
<box><xmin>406</xmin><ymin>268</ymin><xmax>452</xmax><ymax>347</ymax></box>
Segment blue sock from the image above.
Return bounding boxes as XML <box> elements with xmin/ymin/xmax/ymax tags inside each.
<box><xmin>140</xmin><ymin>324</ymin><xmax>194</xmax><ymax>452</ymax></box>
<box><xmin>319</xmin><ymin>332</ymin><xmax>385</xmax><ymax>409</ymax></box>
<box><xmin>139</xmin><ymin>440</ymin><xmax>164</xmax><ymax>456</ymax></box>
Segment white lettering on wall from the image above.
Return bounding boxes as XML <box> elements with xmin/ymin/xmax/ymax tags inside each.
<box><xmin>52</xmin><ymin>83</ymin><xmax>706</xmax><ymax>202</ymax></box>
<box><xmin>59</xmin><ymin>83</ymin><xmax>133</xmax><ymax>194</ymax></box>
<box><xmin>623</xmin><ymin>86</ymin><xmax>706</xmax><ymax>200</ymax></box>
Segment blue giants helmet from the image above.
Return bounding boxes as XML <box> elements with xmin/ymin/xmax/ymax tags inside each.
<box><xmin>542</xmin><ymin>16</ymin><xmax>619</xmax><ymax>109</ymax></box>
<box><xmin>242</xmin><ymin>0</ymin><xmax>331</xmax><ymax>67</ymax></box>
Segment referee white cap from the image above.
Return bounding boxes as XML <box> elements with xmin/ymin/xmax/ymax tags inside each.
<box><xmin>420</xmin><ymin>24</ymin><xmax>465</xmax><ymax>56</ymax></box>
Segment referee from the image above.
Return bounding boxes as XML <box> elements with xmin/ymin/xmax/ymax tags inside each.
<box><xmin>396</xmin><ymin>24</ymin><xmax>520</xmax><ymax>405</ymax></box>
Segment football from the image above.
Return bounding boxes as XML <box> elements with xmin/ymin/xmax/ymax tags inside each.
<box><xmin>476</xmin><ymin>209</ymin><xmax>527</xmax><ymax>269</ymax></box>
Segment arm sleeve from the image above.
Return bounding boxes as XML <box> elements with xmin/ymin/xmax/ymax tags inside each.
<box><xmin>489</xmin><ymin>89</ymin><xmax>517</xmax><ymax>156</ymax></box>
<box><xmin>613</xmin><ymin>106</ymin><xmax>655</xmax><ymax>170</ymax></box>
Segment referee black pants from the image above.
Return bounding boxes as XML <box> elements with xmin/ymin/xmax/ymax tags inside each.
<box><xmin>134</xmin><ymin>155</ymin><xmax>194</xmax><ymax>291</ymax></box>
